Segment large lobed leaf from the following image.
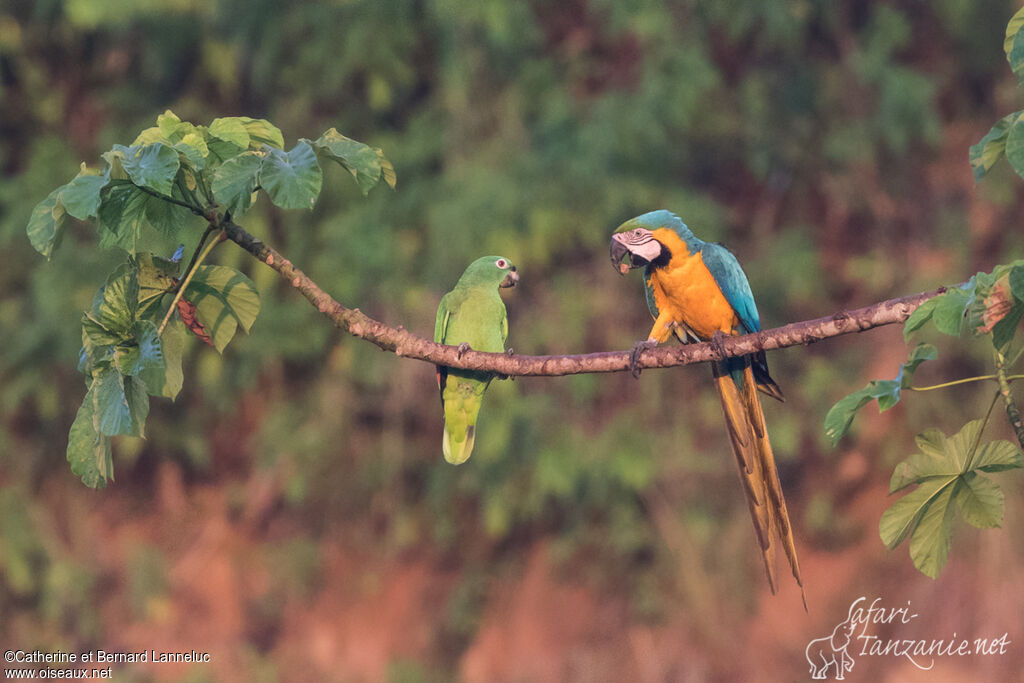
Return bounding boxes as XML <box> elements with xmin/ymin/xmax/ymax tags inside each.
<box><xmin>184</xmin><ymin>265</ymin><xmax>261</xmax><ymax>353</ymax></box>
<box><xmin>259</xmin><ymin>142</ymin><xmax>324</xmax><ymax>210</ymax></box>
<box><xmin>305</xmin><ymin>128</ymin><xmax>397</xmax><ymax>195</ymax></box>
<box><xmin>879</xmin><ymin>419</ymin><xmax>1022</xmax><ymax>578</ymax></box>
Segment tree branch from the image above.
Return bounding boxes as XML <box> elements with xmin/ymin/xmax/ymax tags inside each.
<box><xmin>221</xmin><ymin>220</ymin><xmax>945</xmax><ymax>377</ymax></box>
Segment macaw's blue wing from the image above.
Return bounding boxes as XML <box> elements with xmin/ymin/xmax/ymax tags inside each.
<box><xmin>642</xmin><ymin>265</ymin><xmax>659</xmax><ymax>321</ymax></box>
<box><xmin>700</xmin><ymin>242</ymin><xmax>761</xmax><ymax>334</ymax></box>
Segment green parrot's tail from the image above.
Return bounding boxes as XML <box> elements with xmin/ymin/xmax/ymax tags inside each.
<box><xmin>442</xmin><ymin>424</ymin><xmax>476</xmax><ymax>465</ymax></box>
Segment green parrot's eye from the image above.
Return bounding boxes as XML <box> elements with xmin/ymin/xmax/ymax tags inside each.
<box><xmin>496</xmin><ymin>259</ymin><xmax>509</xmax><ymax>269</ymax></box>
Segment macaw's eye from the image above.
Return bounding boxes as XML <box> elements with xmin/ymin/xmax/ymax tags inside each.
<box><xmin>634</xmin><ymin>229</ymin><xmax>644</xmax><ymax>238</ymax></box>
<box><xmin>496</xmin><ymin>258</ymin><xmax>509</xmax><ymax>269</ymax></box>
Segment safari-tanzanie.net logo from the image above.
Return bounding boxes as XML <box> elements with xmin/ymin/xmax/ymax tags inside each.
<box><xmin>805</xmin><ymin>596</ymin><xmax>1010</xmax><ymax>680</ymax></box>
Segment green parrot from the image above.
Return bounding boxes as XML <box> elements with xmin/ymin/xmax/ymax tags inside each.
<box><xmin>434</xmin><ymin>256</ymin><xmax>519</xmax><ymax>464</ymax></box>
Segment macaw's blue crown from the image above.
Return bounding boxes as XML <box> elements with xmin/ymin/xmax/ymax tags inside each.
<box><xmin>615</xmin><ymin>210</ymin><xmax>700</xmax><ymax>249</ymax></box>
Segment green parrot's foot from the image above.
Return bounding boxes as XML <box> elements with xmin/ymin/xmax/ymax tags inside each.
<box><xmin>505</xmin><ymin>347</ymin><xmax>514</xmax><ymax>355</ymax></box>
<box><xmin>710</xmin><ymin>331</ymin><xmax>730</xmax><ymax>360</ymax></box>
<box><xmin>629</xmin><ymin>339</ymin><xmax>658</xmax><ymax>378</ymax></box>
<box><xmin>456</xmin><ymin>342</ymin><xmax>471</xmax><ymax>358</ymax></box>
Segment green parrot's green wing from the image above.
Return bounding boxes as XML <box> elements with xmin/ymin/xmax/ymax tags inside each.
<box><xmin>434</xmin><ymin>292</ymin><xmax>451</xmax><ymax>344</ymax></box>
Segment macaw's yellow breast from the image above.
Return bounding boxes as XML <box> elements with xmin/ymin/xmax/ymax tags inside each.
<box><xmin>647</xmin><ymin>229</ymin><xmax>738</xmax><ymax>340</ymax></box>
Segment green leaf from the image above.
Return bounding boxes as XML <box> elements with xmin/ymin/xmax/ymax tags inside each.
<box><xmin>1005</xmin><ymin>6</ymin><xmax>1024</xmax><ymax>57</ymax></box>
<box><xmin>115</xmin><ymin>320</ymin><xmax>164</xmax><ymax>376</ymax></box>
<box><xmin>259</xmin><ymin>142</ymin><xmax>323</xmax><ymax>210</ymax></box>
<box><xmin>972</xmin><ymin>439</ymin><xmax>1024</xmax><ymax>472</ymax></box>
<box><xmin>144</xmin><ymin>189</ymin><xmax>191</xmax><ymax>237</ymax></box>
<box><xmin>60</xmin><ymin>168</ymin><xmax>109</xmax><ymax>220</ymax></box>
<box><xmin>969</xmin><ymin>112</ymin><xmax>1018</xmax><ymax>181</ymax></box>
<box><xmin>239</xmin><ymin>117</ymin><xmax>285</xmax><ymax>149</ymax></box>
<box><xmin>872</xmin><ymin>379</ymin><xmax>901</xmax><ymax>411</ymax></box>
<box><xmin>1008</xmin><ymin>264</ymin><xmax>1024</xmax><ymax>302</ymax></box>
<box><xmin>94</xmin><ymin>366</ymin><xmax>132</xmax><ymax>436</ymax></box>
<box><xmin>174</xmin><ymin>135</ymin><xmax>209</xmax><ymax>170</ymax></box>
<box><xmin>824</xmin><ymin>345</ymin><xmax>935</xmax><ymax>445</ymax></box>
<box><xmin>824</xmin><ymin>386</ymin><xmax>874</xmax><ymax>446</ymax></box>
<box><xmin>66</xmin><ymin>384</ymin><xmax>112</xmax><ymax>489</ymax></box>
<box><xmin>93</xmin><ymin>264</ymin><xmax>139</xmax><ymax>336</ymax></box>
<box><xmin>184</xmin><ymin>265</ymin><xmax>261</xmax><ymax>353</ymax></box>
<box><xmin>82</xmin><ymin>313</ymin><xmax>123</xmax><ymax>346</ymax></box>
<box><xmin>889</xmin><ymin>441</ymin><xmax>961</xmax><ymax>494</ymax></box>
<box><xmin>907</xmin><ymin>481</ymin><xmax>958</xmax><ymax>579</ymax></box>
<box><xmin>78</xmin><ymin>326</ymin><xmax>113</xmax><ymax>375</ymax></box>
<box><xmin>133</xmin><ymin>127</ymin><xmax>164</xmax><ymax>145</ymax></box>
<box><xmin>212</xmin><ymin>151</ymin><xmax>263</xmax><ymax>216</ymax></box>
<box><xmin>881</xmin><ymin>420</ymin><xmax>1022</xmax><ymax>578</ymax></box>
<box><xmin>1010</xmin><ymin>30</ymin><xmax>1024</xmax><ymax>84</ymax></box>
<box><xmin>955</xmin><ymin>472</ymin><xmax>1004</xmax><ymax>529</ymax></box>
<box><xmin>306</xmin><ymin>128</ymin><xmax>395</xmax><ymax>195</ymax></box>
<box><xmin>93</xmin><ymin>265</ymin><xmax>139</xmax><ymax>336</ymax></box>
<box><xmin>1005</xmin><ymin>113</ymin><xmax>1024</xmax><ymax>180</ymax></box>
<box><xmin>136</xmin><ymin>252</ymin><xmax>180</xmax><ymax>319</ymax></box>
<box><xmin>27</xmin><ymin>187</ymin><xmax>67</xmax><ymax>260</ymax></box>
<box><xmin>880</xmin><ymin>477</ymin><xmax>952</xmax><ymax>550</ymax></box>
<box><xmin>101</xmin><ymin>147</ymin><xmax>129</xmax><ymax>180</ymax></box>
<box><xmin>98</xmin><ymin>181</ymin><xmax>149</xmax><ymax>254</ymax></box>
<box><xmin>119</xmin><ymin>142</ymin><xmax>181</xmax><ymax>196</ymax></box>
<box><xmin>897</xmin><ymin>343</ymin><xmax>937</xmax><ymax>388</ymax></box>
<box><xmin>209</xmin><ymin>117</ymin><xmax>251</xmax><ymax>149</ymax></box>
<box><xmin>931</xmin><ymin>288</ymin><xmax>971</xmax><ymax>336</ymax></box>
<box><xmin>903</xmin><ymin>297</ymin><xmax>938</xmax><ymax>340</ymax></box>
<box><xmin>123</xmin><ymin>375</ymin><xmax>150</xmax><ymax>438</ymax></box>
<box><xmin>156</xmin><ymin>110</ymin><xmax>188</xmax><ymax>141</ymax></box>
<box><xmin>991</xmin><ymin>306</ymin><xmax>1023</xmax><ymax>351</ymax></box>
<box><xmin>140</xmin><ymin>318</ymin><xmax>185</xmax><ymax>400</ymax></box>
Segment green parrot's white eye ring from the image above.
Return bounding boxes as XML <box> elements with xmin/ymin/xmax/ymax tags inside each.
<box><xmin>496</xmin><ymin>258</ymin><xmax>509</xmax><ymax>269</ymax></box>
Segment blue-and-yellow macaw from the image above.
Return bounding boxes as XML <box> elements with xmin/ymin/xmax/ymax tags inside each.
<box><xmin>609</xmin><ymin>210</ymin><xmax>805</xmax><ymax>606</ymax></box>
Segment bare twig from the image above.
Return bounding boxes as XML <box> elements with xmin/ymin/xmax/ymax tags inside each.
<box><xmin>221</xmin><ymin>220</ymin><xmax>944</xmax><ymax>377</ymax></box>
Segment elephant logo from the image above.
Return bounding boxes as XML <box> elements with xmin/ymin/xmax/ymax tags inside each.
<box><xmin>806</xmin><ymin>601</ymin><xmax>858</xmax><ymax>680</ymax></box>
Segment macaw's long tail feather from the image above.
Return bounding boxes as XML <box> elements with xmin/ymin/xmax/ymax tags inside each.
<box><xmin>740</xmin><ymin>363</ymin><xmax>807</xmax><ymax>611</ymax></box>
<box><xmin>442</xmin><ymin>423</ymin><xmax>475</xmax><ymax>465</ymax></box>
<box><xmin>712</xmin><ymin>359</ymin><xmax>806</xmax><ymax>610</ymax></box>
<box><xmin>751</xmin><ymin>351</ymin><xmax>785</xmax><ymax>402</ymax></box>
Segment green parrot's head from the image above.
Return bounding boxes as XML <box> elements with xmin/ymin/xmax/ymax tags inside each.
<box><xmin>609</xmin><ymin>211</ymin><xmax>679</xmax><ymax>275</ymax></box>
<box><xmin>458</xmin><ymin>255</ymin><xmax>519</xmax><ymax>289</ymax></box>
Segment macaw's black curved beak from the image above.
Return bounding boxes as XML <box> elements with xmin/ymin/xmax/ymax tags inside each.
<box><xmin>609</xmin><ymin>238</ymin><xmax>635</xmax><ymax>275</ymax></box>
<box><xmin>500</xmin><ymin>267</ymin><xmax>519</xmax><ymax>288</ymax></box>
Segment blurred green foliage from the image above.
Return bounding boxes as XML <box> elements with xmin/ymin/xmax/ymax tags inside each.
<box><xmin>3</xmin><ymin>0</ymin><xmax>1024</xmax><ymax>678</ymax></box>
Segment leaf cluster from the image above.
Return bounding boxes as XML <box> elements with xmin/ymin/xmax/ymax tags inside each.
<box><xmin>27</xmin><ymin>111</ymin><xmax>394</xmax><ymax>487</ymax></box>
<box><xmin>969</xmin><ymin>7</ymin><xmax>1024</xmax><ymax>182</ymax></box>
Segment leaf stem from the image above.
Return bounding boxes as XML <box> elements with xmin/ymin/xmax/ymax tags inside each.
<box><xmin>137</xmin><ymin>184</ymin><xmax>205</xmax><ymax>216</ymax></box>
<box><xmin>995</xmin><ymin>350</ymin><xmax>1024</xmax><ymax>450</ymax></box>
<box><xmin>907</xmin><ymin>374</ymin><xmax>1024</xmax><ymax>391</ymax></box>
<box><xmin>157</xmin><ymin>229</ymin><xmax>224</xmax><ymax>336</ymax></box>
<box><xmin>964</xmin><ymin>391</ymin><xmax>1001</xmax><ymax>472</ymax></box>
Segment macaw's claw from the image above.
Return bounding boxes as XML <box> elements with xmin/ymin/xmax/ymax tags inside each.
<box><xmin>710</xmin><ymin>331</ymin><xmax>730</xmax><ymax>360</ymax></box>
<box><xmin>457</xmin><ymin>342</ymin><xmax>471</xmax><ymax>358</ymax></box>
<box><xmin>505</xmin><ymin>347</ymin><xmax>514</xmax><ymax>356</ymax></box>
<box><xmin>629</xmin><ymin>339</ymin><xmax>658</xmax><ymax>378</ymax></box>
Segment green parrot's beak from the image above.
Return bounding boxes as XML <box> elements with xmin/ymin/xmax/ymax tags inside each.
<box><xmin>500</xmin><ymin>268</ymin><xmax>519</xmax><ymax>288</ymax></box>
